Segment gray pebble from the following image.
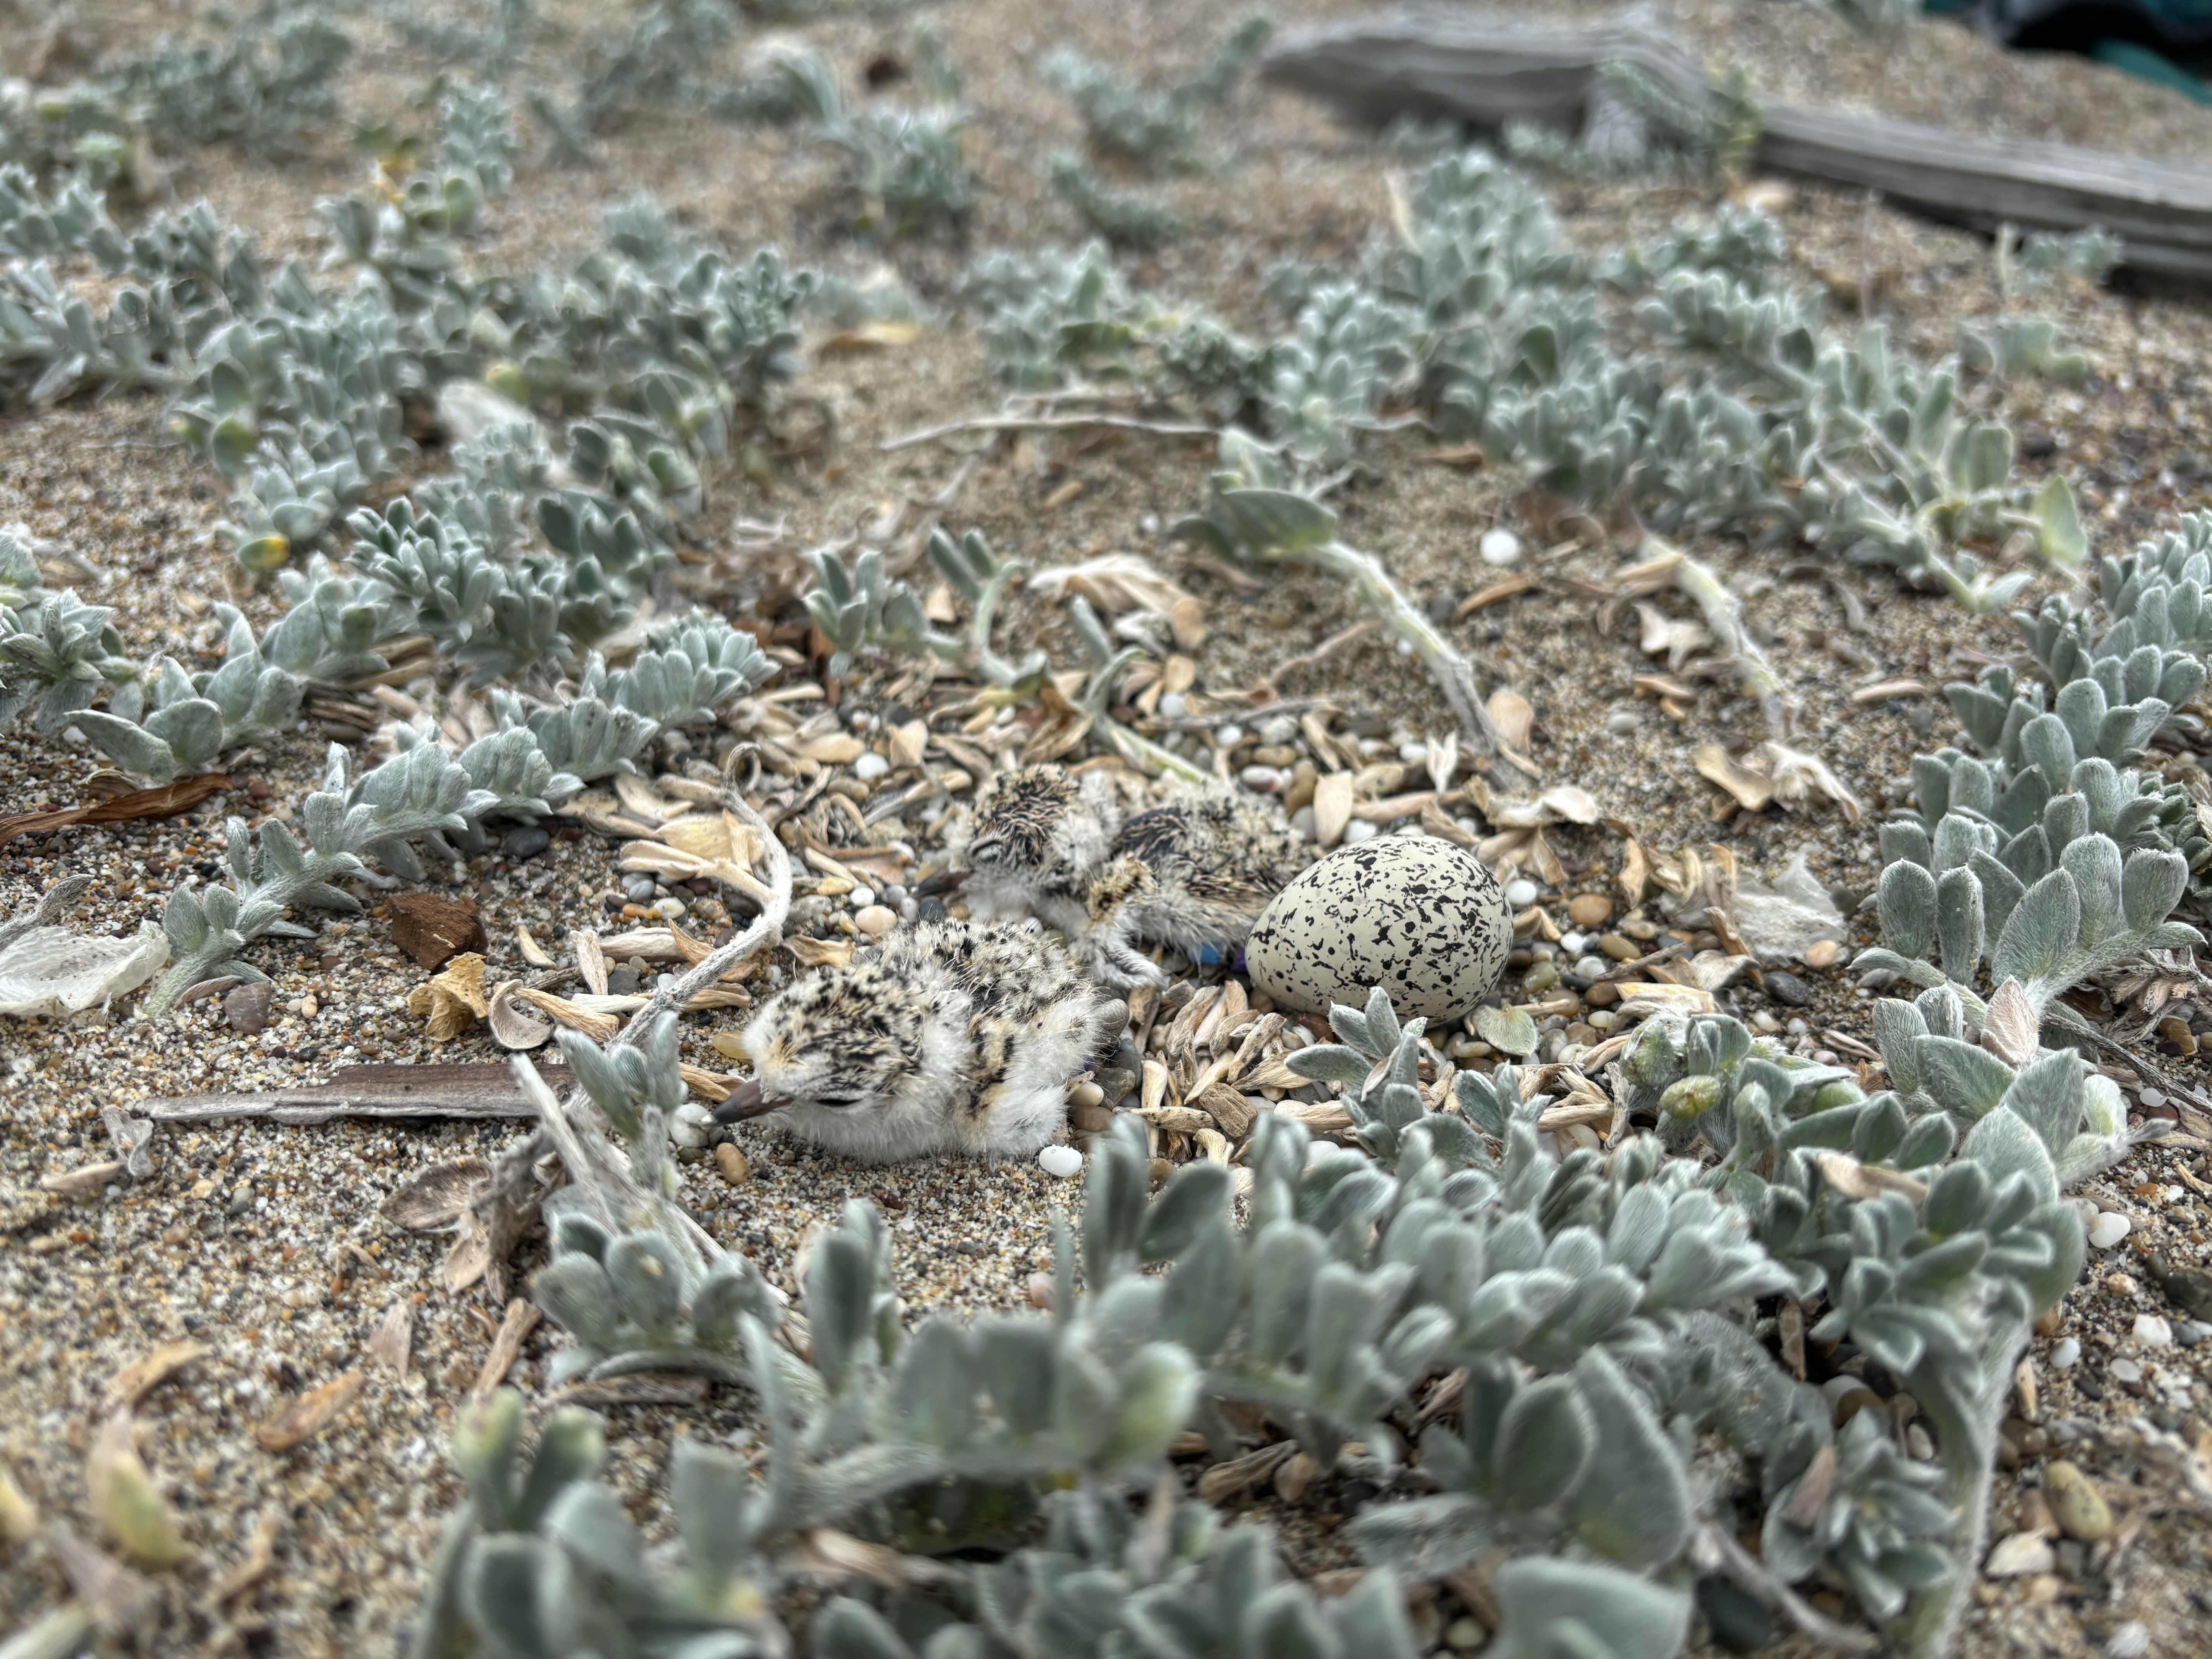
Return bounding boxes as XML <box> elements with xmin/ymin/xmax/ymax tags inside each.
<box><xmin>606</xmin><ymin>966</ymin><xmax>642</xmax><ymax>996</ymax></box>
<box><xmin>504</xmin><ymin>824</ymin><xmax>551</xmax><ymax>859</ymax></box>
<box><xmin>623</xmin><ymin>874</ymin><xmax>658</xmax><ymax>903</ymax></box>
<box><xmin>223</xmin><ymin>981</ymin><xmax>273</xmax><ymax>1034</ymax></box>
<box><xmin>917</xmin><ymin>898</ymin><xmax>948</xmax><ymax>923</ymax></box>
<box><xmin>1765</xmin><ymin>969</ymin><xmax>1815</xmax><ymax>1007</ymax></box>
<box><xmin>2175</xmin><ymin>1321</ymin><xmax>2206</xmax><ymax>1348</ymax></box>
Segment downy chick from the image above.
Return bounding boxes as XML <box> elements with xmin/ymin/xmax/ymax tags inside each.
<box><xmin>710</xmin><ymin>920</ymin><xmax>1126</xmax><ymax>1163</ymax></box>
<box><xmin>950</xmin><ymin>763</ymin><xmax>1307</xmax><ymax>989</ymax></box>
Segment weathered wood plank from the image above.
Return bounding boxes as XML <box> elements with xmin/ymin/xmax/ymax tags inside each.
<box><xmin>1261</xmin><ymin>12</ymin><xmax>2212</xmax><ymax>287</ymax></box>
<box><xmin>139</xmin><ymin>1064</ymin><xmax>563</xmax><ymax>1125</ymax></box>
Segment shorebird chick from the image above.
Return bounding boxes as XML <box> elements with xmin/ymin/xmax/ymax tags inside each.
<box><xmin>948</xmin><ymin>763</ymin><xmax>1307</xmax><ymax>990</ymax></box>
<box><xmin>710</xmin><ymin>920</ymin><xmax>1126</xmax><ymax>1163</ymax></box>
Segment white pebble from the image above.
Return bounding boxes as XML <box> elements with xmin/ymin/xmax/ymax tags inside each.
<box><xmin>2049</xmin><ymin>1337</ymin><xmax>2081</xmax><ymax>1369</ymax></box>
<box><xmin>1560</xmin><ymin>931</ymin><xmax>1587</xmax><ymax>955</ymax></box>
<box><xmin>1786</xmin><ymin>1018</ymin><xmax>1810</xmax><ymax>1036</ymax></box>
<box><xmin>1479</xmin><ymin>528</ymin><xmax>1523</xmax><ymax>566</ymax></box>
<box><xmin>854</xmin><ymin>905</ymin><xmax>897</xmax><ymax>937</ymax></box>
<box><xmin>1343</xmin><ymin>818</ymin><xmax>1379</xmax><ymax>844</ymax></box>
<box><xmin>852</xmin><ymin>751</ymin><xmax>889</xmax><ymax>781</ymax></box>
<box><xmin>848</xmin><ymin>885</ymin><xmax>876</xmax><ymax>910</ymax></box>
<box><xmin>1398</xmin><ymin>740</ymin><xmax>1427</xmax><ymax>763</ymax></box>
<box><xmin>2134</xmin><ymin>1314</ymin><xmax>2173</xmax><ymax>1348</ymax></box>
<box><xmin>1306</xmin><ymin>1139</ymin><xmax>1341</xmax><ymax>1167</ymax></box>
<box><xmin>1504</xmin><ymin>878</ymin><xmax>1539</xmax><ymax>907</ymax></box>
<box><xmin>1455</xmin><ymin>816</ymin><xmax>1480</xmax><ymax>836</ymax></box>
<box><xmin>1290</xmin><ymin>805</ymin><xmax>1317</xmax><ymax>843</ymax></box>
<box><xmin>1159</xmin><ymin>692</ymin><xmax>1187</xmax><ymax>718</ymax></box>
<box><xmin>1240</xmin><ymin>765</ymin><xmax>1283</xmax><ymax>793</ymax></box>
<box><xmin>653</xmin><ymin>896</ymin><xmax>686</xmax><ymax>919</ymax></box>
<box><xmin>2138</xmin><ymin>1087</ymin><xmax>2166</xmax><ymax>1109</ymax></box>
<box><xmin>1257</xmin><ymin>716</ymin><xmax>1297</xmax><ymax>745</ymax></box>
<box><xmin>1604</xmin><ymin>710</ymin><xmax>1639</xmax><ymax>735</ymax></box>
<box><xmin>1214</xmin><ymin>723</ymin><xmax>1244</xmax><ymax>747</ymax></box>
<box><xmin>2088</xmin><ymin>1211</ymin><xmax>2132</xmax><ymax>1249</ymax></box>
<box><xmin>1574</xmin><ymin>956</ymin><xmax>1606</xmax><ymax>980</ymax></box>
<box><xmin>1037</xmin><ymin>1145</ymin><xmax>1084</xmax><ymax>1178</ymax></box>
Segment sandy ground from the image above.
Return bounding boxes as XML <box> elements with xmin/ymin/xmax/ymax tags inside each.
<box><xmin>3</xmin><ymin>1</ymin><xmax>2212</xmax><ymax>1654</ymax></box>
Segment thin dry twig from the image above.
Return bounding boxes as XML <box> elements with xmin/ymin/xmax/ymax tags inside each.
<box><xmin>1695</xmin><ymin>1522</ymin><xmax>1879</xmax><ymax>1654</ymax></box>
<box><xmin>881</xmin><ymin>408</ymin><xmax>1223</xmax><ymax>453</ymax></box>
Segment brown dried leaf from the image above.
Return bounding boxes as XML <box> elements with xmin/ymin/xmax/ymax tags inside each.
<box><xmin>1169</xmin><ymin>595</ymin><xmax>1207</xmax><ymax>652</ymax></box>
<box><xmin>574</xmin><ymin>929</ymin><xmax>610</xmax><ymax>997</ymax></box>
<box><xmin>788</xmin><ymin>936</ymin><xmax>854</xmax><ymax>969</ymax></box>
<box><xmin>252</xmin><ymin>1372</ymin><xmax>365</xmax><ymax>1453</ymax></box>
<box><xmin>380</xmin><ymin>1158</ymin><xmax>492</xmax><ymax>1231</ymax></box>
<box><xmin>442</xmin><ymin>1212</ymin><xmax>492</xmax><ymax>1294</ymax></box>
<box><xmin>468</xmin><ymin>1299</ymin><xmax>542</xmax><ymax>1401</ymax></box>
<box><xmin>888</xmin><ymin>719</ymin><xmax>929</xmax><ymax>769</ymax></box>
<box><xmin>660</xmin><ymin>812</ymin><xmax>735</xmax><ymax>861</ymax></box>
<box><xmin>105</xmin><ymin>1342</ymin><xmax>210</xmax><ymax>1412</ymax></box>
<box><xmin>368</xmin><ymin>1302</ymin><xmax>411</xmax><ymax>1376</ymax></box>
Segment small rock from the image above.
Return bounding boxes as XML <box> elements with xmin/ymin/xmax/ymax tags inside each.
<box><xmin>916</xmin><ymin>897</ymin><xmax>949</xmax><ymax>924</ymax></box>
<box><xmin>223</xmin><ymin>981</ymin><xmax>273</xmax><ymax>1034</ymax></box>
<box><xmin>623</xmin><ymin>874</ymin><xmax>658</xmax><ymax>903</ymax></box>
<box><xmin>1342</xmin><ymin>817</ymin><xmax>1379</xmax><ymax>844</ymax></box>
<box><xmin>1984</xmin><ymin>1532</ymin><xmax>2056</xmax><ymax>1578</ymax></box>
<box><xmin>1566</xmin><ymin>894</ymin><xmax>1613</xmax><ymax>928</ymax></box>
<box><xmin>1443</xmin><ymin>1617</ymin><xmax>1485</xmax><ymax>1652</ymax></box>
<box><xmin>2133</xmin><ymin>1313</ymin><xmax>2173</xmax><ymax>1347</ymax></box>
<box><xmin>2044</xmin><ymin>1461</ymin><xmax>2112</xmax><ymax>1542</ymax></box>
<box><xmin>1765</xmin><ymin>969</ymin><xmax>1814</xmax><ymax>1007</ymax></box>
<box><xmin>2108</xmin><ymin>1356</ymin><xmax>2143</xmax><ymax>1389</ymax></box>
<box><xmin>712</xmin><ymin>1143</ymin><xmax>749</xmax><ymax>1187</ymax></box>
<box><xmin>1479</xmin><ymin>528</ymin><xmax>1522</xmax><ymax>565</ymax></box>
<box><xmin>1597</xmin><ymin>932</ymin><xmax>1640</xmax><ymax>962</ymax></box>
<box><xmin>1905</xmin><ymin>1423</ymin><xmax>1934</xmax><ymax>1461</ymax></box>
<box><xmin>2146</xmin><ymin>1253</ymin><xmax>2212</xmax><ymax>1320</ymax></box>
<box><xmin>503</xmin><ymin>825</ymin><xmax>551</xmax><ymax>860</ymax></box>
<box><xmin>1503</xmin><ymin>878</ymin><xmax>1539</xmax><ymax>907</ymax></box>
<box><xmin>1068</xmin><ymin>1102</ymin><xmax>1115</xmax><ymax>1135</ymax></box>
<box><xmin>854</xmin><ymin>905</ymin><xmax>897</xmax><ymax>937</ymax></box>
<box><xmin>388</xmin><ymin>893</ymin><xmax>488</xmax><ymax>971</ymax></box>
<box><xmin>2175</xmin><ymin>1321</ymin><xmax>2207</xmax><ymax>1348</ymax></box>
<box><xmin>1803</xmin><ymin>938</ymin><xmax>1843</xmax><ymax>969</ymax></box>
<box><xmin>853</xmin><ymin>751</ymin><xmax>889</xmax><ymax>781</ymax></box>
<box><xmin>1025</xmin><ymin>1272</ymin><xmax>1054</xmax><ymax>1309</ymax></box>
<box><xmin>606</xmin><ymin>966</ymin><xmax>641</xmax><ymax>996</ymax></box>
<box><xmin>1067</xmin><ymin>1080</ymin><xmax>1105</xmax><ymax>1109</ymax></box>
<box><xmin>1037</xmin><ymin>1144</ymin><xmax>1083</xmax><ymax>1179</ymax></box>
<box><xmin>2017</xmin><ymin>1488</ymin><xmax>2059</xmax><ymax>1540</ymax></box>
<box><xmin>2088</xmin><ymin>1211</ymin><xmax>2132</xmax><ymax>1250</ymax></box>
<box><xmin>653</xmin><ymin>896</ymin><xmax>686</xmax><ymax>919</ymax></box>
<box><xmin>1694</xmin><ymin>1576</ymin><xmax>1771</xmax><ymax>1654</ymax></box>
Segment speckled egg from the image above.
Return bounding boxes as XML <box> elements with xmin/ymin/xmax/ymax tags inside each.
<box><xmin>1246</xmin><ymin>837</ymin><xmax>1511</xmax><ymax>1019</ymax></box>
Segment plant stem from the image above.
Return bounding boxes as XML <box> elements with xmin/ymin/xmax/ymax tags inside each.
<box><xmin>1285</xmin><ymin>538</ymin><xmax>1500</xmax><ymax>757</ymax></box>
<box><xmin>1901</xmin><ymin>1326</ymin><xmax>2026</xmax><ymax>1658</ymax></box>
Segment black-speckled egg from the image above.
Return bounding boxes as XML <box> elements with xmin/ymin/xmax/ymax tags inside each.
<box><xmin>1245</xmin><ymin>837</ymin><xmax>1511</xmax><ymax>1018</ymax></box>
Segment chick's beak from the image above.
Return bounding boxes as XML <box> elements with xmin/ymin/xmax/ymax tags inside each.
<box><xmin>709</xmin><ymin>1078</ymin><xmax>782</xmax><ymax>1124</ymax></box>
<box><xmin>914</xmin><ymin>865</ymin><xmax>969</xmax><ymax>897</ymax></box>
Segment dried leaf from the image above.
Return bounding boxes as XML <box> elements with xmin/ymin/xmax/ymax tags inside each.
<box><xmin>206</xmin><ymin>1510</ymin><xmax>279</xmax><ymax>1607</ymax></box>
<box><xmin>1982</xmin><ymin>977</ymin><xmax>2039</xmax><ymax>1069</ymax></box>
<box><xmin>1313</xmin><ymin>772</ymin><xmax>1355</xmax><ymax>848</ymax></box>
<box><xmin>368</xmin><ymin>1303</ymin><xmax>411</xmax><ymax>1376</ymax></box>
<box><xmin>1634</xmin><ymin>602</ymin><xmax>1712</xmax><ymax>670</ymax></box>
<box><xmin>487</xmin><ymin>980</ymin><xmax>554</xmax><ymax>1050</ymax></box>
<box><xmin>1759</xmin><ymin>741</ymin><xmax>1864</xmax><ymax>822</ymax></box>
<box><xmin>405</xmin><ymin>953</ymin><xmax>489</xmax><ymax>1041</ymax></box>
<box><xmin>0</xmin><ymin>1465</ymin><xmax>35</xmax><ymax>1545</ymax></box>
<box><xmin>1814</xmin><ymin>1152</ymin><xmax>1927</xmax><ymax>1204</ymax></box>
<box><xmin>1485</xmin><ymin>688</ymin><xmax>1534</xmax><ymax>752</ymax></box>
<box><xmin>380</xmin><ymin>1158</ymin><xmax>492</xmax><ymax>1231</ymax></box>
<box><xmin>1693</xmin><ymin>744</ymin><xmax>1774</xmax><ymax>812</ymax></box>
<box><xmin>888</xmin><ymin>719</ymin><xmax>929</xmax><ymax>769</ymax></box>
<box><xmin>1619</xmin><ymin>838</ymin><xmax>1651</xmax><ymax>906</ymax></box>
<box><xmin>1426</xmin><ymin>731</ymin><xmax>1460</xmax><ymax>794</ymax></box>
<box><xmin>1615</xmin><ymin>982</ymin><xmax>1718</xmax><ymax>1016</ymax></box>
<box><xmin>613</xmin><ymin>772</ymin><xmax>679</xmax><ymax>823</ymax></box>
<box><xmin>252</xmin><ymin>1372</ymin><xmax>365</xmax><ymax>1453</ymax></box>
<box><xmin>574</xmin><ymin>929</ymin><xmax>610</xmax><ymax>997</ymax></box>
<box><xmin>1475</xmin><ymin>1005</ymin><xmax>1539</xmax><ymax>1057</ymax></box>
<box><xmin>1169</xmin><ymin>595</ymin><xmax>1207</xmax><ymax>651</ymax></box>
<box><xmin>467</xmin><ymin>1299</ymin><xmax>541</xmax><ymax>1401</ymax></box>
<box><xmin>442</xmin><ymin>1213</ymin><xmax>492</xmax><ymax>1293</ymax></box>
<box><xmin>788</xmin><ymin>936</ymin><xmax>854</xmax><ymax>969</ymax></box>
<box><xmin>1537</xmin><ymin>785</ymin><xmax>1599</xmax><ymax>824</ymax></box>
<box><xmin>105</xmin><ymin>1343</ymin><xmax>209</xmax><ymax>1412</ymax></box>
<box><xmin>0</xmin><ymin>773</ymin><xmax>231</xmax><ymax>852</ymax></box>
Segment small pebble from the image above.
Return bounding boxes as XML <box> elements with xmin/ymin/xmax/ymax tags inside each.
<box><xmin>623</xmin><ymin>874</ymin><xmax>658</xmax><ymax>903</ymax></box>
<box><xmin>1443</xmin><ymin>1617</ymin><xmax>1484</xmax><ymax>1652</ymax></box>
<box><xmin>1037</xmin><ymin>1145</ymin><xmax>1083</xmax><ymax>1179</ymax></box>
<box><xmin>2044</xmin><ymin>1460</ymin><xmax>2113</xmax><ymax>1542</ymax></box>
<box><xmin>1159</xmin><ymin>692</ymin><xmax>1187</xmax><ymax>719</ymax></box>
<box><xmin>1694</xmin><ymin>1577</ymin><xmax>1771</xmax><ymax>1654</ymax></box>
<box><xmin>1566</xmin><ymin>894</ymin><xmax>1613</xmax><ymax>927</ymax></box>
<box><xmin>503</xmin><ymin>825</ymin><xmax>551</xmax><ymax>859</ymax></box>
<box><xmin>1215</xmin><ymin>723</ymin><xmax>1244</xmax><ymax>747</ymax></box>
<box><xmin>711</xmin><ymin>1031</ymin><xmax>747</xmax><ymax>1060</ymax></box>
<box><xmin>849</xmin><ymin>885</ymin><xmax>876</xmax><ymax>910</ymax></box>
<box><xmin>2088</xmin><ymin>1211</ymin><xmax>2132</xmax><ymax>1249</ymax></box>
<box><xmin>1765</xmin><ymin>969</ymin><xmax>1814</xmax><ymax>1007</ymax></box>
<box><xmin>223</xmin><ymin>982</ymin><xmax>273</xmax><ymax>1035</ymax></box>
<box><xmin>2050</xmin><ymin>1337</ymin><xmax>2081</xmax><ymax>1370</ymax></box>
<box><xmin>1597</xmin><ymin>932</ymin><xmax>1638</xmax><ymax>962</ymax></box>
<box><xmin>852</xmin><ymin>751</ymin><xmax>889</xmax><ymax>781</ymax></box>
<box><xmin>606</xmin><ymin>966</ymin><xmax>641</xmax><ymax>996</ymax></box>
<box><xmin>1804</xmin><ymin>938</ymin><xmax>1843</xmax><ymax>969</ymax></box>
<box><xmin>1342</xmin><ymin>818</ymin><xmax>1379</xmax><ymax>844</ymax></box>
<box><xmin>712</xmin><ymin>1144</ymin><xmax>749</xmax><ymax>1187</ymax></box>
<box><xmin>1503</xmin><ymin>878</ymin><xmax>1539</xmax><ymax>907</ymax></box>
<box><xmin>1240</xmin><ymin>765</ymin><xmax>1283</xmax><ymax>793</ymax></box>
<box><xmin>653</xmin><ymin>896</ymin><xmax>686</xmax><ymax>919</ymax></box>
<box><xmin>1067</xmin><ymin>1080</ymin><xmax>1105</xmax><ymax>1109</ymax></box>
<box><xmin>1398</xmin><ymin>740</ymin><xmax>1427</xmax><ymax>763</ymax></box>
<box><xmin>1786</xmin><ymin>1017</ymin><xmax>1810</xmax><ymax>1036</ymax></box>
<box><xmin>2176</xmin><ymin>1321</ymin><xmax>2207</xmax><ymax>1348</ymax></box>
<box><xmin>1573</xmin><ymin>955</ymin><xmax>1606</xmax><ymax>981</ymax></box>
<box><xmin>2133</xmin><ymin>1313</ymin><xmax>2172</xmax><ymax>1347</ymax></box>
<box><xmin>1559</xmin><ymin>931</ymin><xmax>1586</xmax><ymax>955</ymax></box>
<box><xmin>1479</xmin><ymin>528</ymin><xmax>1522</xmax><ymax>565</ymax></box>
<box><xmin>854</xmin><ymin>905</ymin><xmax>897</xmax><ymax>937</ymax></box>
<box><xmin>1603</xmin><ymin>710</ymin><xmax>1639</xmax><ymax>735</ymax></box>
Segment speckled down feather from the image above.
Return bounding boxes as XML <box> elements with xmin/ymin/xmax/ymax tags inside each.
<box><xmin>1245</xmin><ymin>837</ymin><xmax>1512</xmax><ymax>1019</ymax></box>
<box><xmin>737</xmin><ymin>919</ymin><xmax>1124</xmax><ymax>1163</ymax></box>
<box><xmin>951</xmin><ymin>763</ymin><xmax>1307</xmax><ymax>988</ymax></box>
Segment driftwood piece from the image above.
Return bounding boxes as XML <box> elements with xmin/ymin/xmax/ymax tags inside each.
<box><xmin>138</xmin><ymin>1064</ymin><xmax>571</xmax><ymax>1125</ymax></box>
<box><xmin>1261</xmin><ymin>11</ymin><xmax>2212</xmax><ymax>288</ymax></box>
